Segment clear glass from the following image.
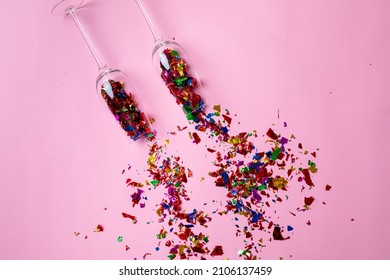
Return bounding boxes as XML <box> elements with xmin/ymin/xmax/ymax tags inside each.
<box><xmin>134</xmin><ymin>0</ymin><xmax>207</xmax><ymax>122</ymax></box>
<box><xmin>52</xmin><ymin>0</ymin><xmax>155</xmax><ymax>141</ymax></box>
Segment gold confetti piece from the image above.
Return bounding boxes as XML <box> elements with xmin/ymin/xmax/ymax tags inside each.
<box><xmin>273</xmin><ymin>177</ymin><xmax>288</xmax><ymax>189</ymax></box>
<box><xmin>148</xmin><ymin>152</ymin><xmax>157</xmax><ymax>165</ymax></box>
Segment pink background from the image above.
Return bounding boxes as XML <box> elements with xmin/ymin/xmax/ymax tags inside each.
<box><xmin>1</xmin><ymin>0</ymin><xmax>389</xmax><ymax>259</ymax></box>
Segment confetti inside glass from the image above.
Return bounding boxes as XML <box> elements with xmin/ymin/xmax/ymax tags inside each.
<box><xmin>135</xmin><ymin>0</ymin><xmax>207</xmax><ymax>120</ymax></box>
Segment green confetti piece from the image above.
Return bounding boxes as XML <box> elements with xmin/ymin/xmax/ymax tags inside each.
<box><xmin>174</xmin><ymin>77</ymin><xmax>187</xmax><ymax>87</ymax></box>
<box><xmin>186</xmin><ymin>113</ymin><xmax>195</xmax><ymax>121</ymax></box>
<box><xmin>117</xmin><ymin>236</ymin><xmax>123</xmax><ymax>242</ymax></box>
<box><xmin>150</xmin><ymin>180</ymin><xmax>159</xmax><ymax>186</ymax></box>
<box><xmin>271</xmin><ymin>148</ymin><xmax>282</xmax><ymax>161</ymax></box>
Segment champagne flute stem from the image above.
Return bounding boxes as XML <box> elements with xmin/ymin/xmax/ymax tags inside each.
<box><xmin>68</xmin><ymin>8</ymin><xmax>107</xmax><ymax>70</ymax></box>
<box><xmin>135</xmin><ymin>0</ymin><xmax>162</xmax><ymax>43</ymax></box>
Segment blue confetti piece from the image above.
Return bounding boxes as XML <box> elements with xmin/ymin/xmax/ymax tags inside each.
<box><xmin>222</xmin><ymin>172</ymin><xmax>229</xmax><ymax>184</ymax></box>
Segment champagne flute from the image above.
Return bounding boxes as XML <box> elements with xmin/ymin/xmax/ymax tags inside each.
<box><xmin>52</xmin><ymin>0</ymin><xmax>155</xmax><ymax>141</ymax></box>
<box><xmin>134</xmin><ymin>0</ymin><xmax>207</xmax><ymax>122</ymax></box>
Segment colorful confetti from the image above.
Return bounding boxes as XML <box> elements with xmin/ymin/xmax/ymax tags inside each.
<box><xmin>100</xmin><ymin>79</ymin><xmax>155</xmax><ymax>141</ymax></box>
<box><xmin>81</xmin><ymin>50</ymin><xmax>327</xmax><ymax>260</ymax></box>
<box><xmin>159</xmin><ymin>49</ymin><xmax>204</xmax><ymax>120</ymax></box>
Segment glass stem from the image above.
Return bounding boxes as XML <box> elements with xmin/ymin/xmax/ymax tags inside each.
<box><xmin>135</xmin><ymin>0</ymin><xmax>162</xmax><ymax>43</ymax></box>
<box><xmin>68</xmin><ymin>8</ymin><xmax>107</xmax><ymax>70</ymax></box>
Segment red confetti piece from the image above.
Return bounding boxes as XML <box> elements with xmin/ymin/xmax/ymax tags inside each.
<box><xmin>192</xmin><ymin>132</ymin><xmax>201</xmax><ymax>144</ymax></box>
<box><xmin>126</xmin><ymin>179</ymin><xmax>143</xmax><ymax>188</ymax></box>
<box><xmin>122</xmin><ymin>213</ymin><xmax>138</xmax><ymax>224</ymax></box>
<box><xmin>304</xmin><ymin>196</ymin><xmax>315</xmax><ymax>206</ymax></box>
<box><xmin>177</xmin><ymin>126</ymin><xmax>188</xmax><ymax>131</ymax></box>
<box><xmin>94</xmin><ymin>224</ymin><xmax>104</xmax><ymax>232</ymax></box>
<box><xmin>222</xmin><ymin>114</ymin><xmax>232</xmax><ymax>125</ymax></box>
<box><xmin>301</xmin><ymin>169</ymin><xmax>314</xmax><ymax>187</ymax></box>
<box><xmin>266</xmin><ymin>128</ymin><xmax>278</xmax><ymax>140</ymax></box>
<box><xmin>272</xmin><ymin>227</ymin><xmax>283</xmax><ymax>240</ymax></box>
<box><xmin>210</xmin><ymin>245</ymin><xmax>224</xmax><ymax>257</ymax></box>
<box><xmin>125</xmin><ymin>245</ymin><xmax>130</xmax><ymax>251</ymax></box>
<box><xmin>325</xmin><ymin>185</ymin><xmax>332</xmax><ymax>191</ymax></box>
<box><xmin>143</xmin><ymin>253</ymin><xmax>151</xmax><ymax>260</ymax></box>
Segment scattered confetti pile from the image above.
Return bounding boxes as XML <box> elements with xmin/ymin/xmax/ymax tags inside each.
<box><xmin>76</xmin><ymin>56</ymin><xmax>330</xmax><ymax>260</ymax></box>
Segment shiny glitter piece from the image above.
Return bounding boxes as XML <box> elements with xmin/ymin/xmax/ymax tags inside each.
<box><xmin>94</xmin><ymin>224</ymin><xmax>104</xmax><ymax>232</ymax></box>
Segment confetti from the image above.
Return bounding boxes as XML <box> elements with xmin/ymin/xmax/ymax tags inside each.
<box><xmin>304</xmin><ymin>196</ymin><xmax>315</xmax><ymax>206</ymax></box>
<box><xmin>122</xmin><ymin>112</ymin><xmax>323</xmax><ymax>259</ymax></box>
<box><xmin>192</xmin><ymin>132</ymin><xmax>201</xmax><ymax>144</ymax></box>
<box><xmin>94</xmin><ymin>225</ymin><xmax>104</xmax><ymax>232</ymax></box>
<box><xmin>99</xmin><ymin>42</ymin><xmax>328</xmax><ymax>259</ymax></box>
<box><xmin>100</xmin><ymin>79</ymin><xmax>155</xmax><ymax>141</ymax></box>
<box><xmin>122</xmin><ymin>213</ymin><xmax>138</xmax><ymax>224</ymax></box>
<box><xmin>160</xmin><ymin>49</ymin><xmax>204</xmax><ymax>120</ymax></box>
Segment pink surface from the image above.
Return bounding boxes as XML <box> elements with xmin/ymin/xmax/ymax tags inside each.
<box><xmin>0</xmin><ymin>0</ymin><xmax>389</xmax><ymax>259</ymax></box>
